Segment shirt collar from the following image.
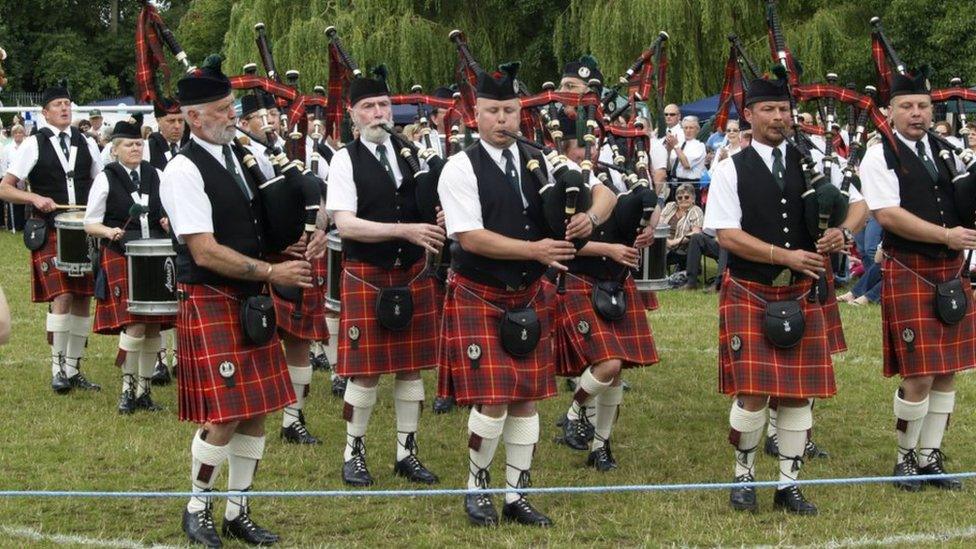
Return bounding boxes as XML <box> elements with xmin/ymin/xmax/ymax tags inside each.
<box><xmin>190</xmin><ymin>133</ymin><xmax>227</xmax><ymax>159</ymax></box>
<box><xmin>895</xmin><ymin>130</ymin><xmax>931</xmax><ymax>155</ymax></box>
<box><xmin>360</xmin><ymin>136</ymin><xmax>394</xmax><ymax>156</ymax></box>
<box><xmin>479</xmin><ymin>139</ymin><xmax>519</xmax><ymax>164</ymax></box>
<box><xmin>750</xmin><ymin>138</ymin><xmax>787</xmax><ymax>164</ymax></box>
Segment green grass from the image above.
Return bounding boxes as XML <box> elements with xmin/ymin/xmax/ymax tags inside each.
<box><xmin>1</xmin><ymin>229</ymin><xmax>975</xmax><ymax>548</ymax></box>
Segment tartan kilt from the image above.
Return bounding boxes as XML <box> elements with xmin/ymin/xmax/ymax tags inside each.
<box><xmin>554</xmin><ymin>274</ymin><xmax>659</xmax><ymax>377</ymax></box>
<box><xmin>336</xmin><ymin>260</ymin><xmax>439</xmax><ymax>377</ymax></box>
<box><xmin>175</xmin><ymin>283</ymin><xmax>295</xmax><ymax>424</ymax></box>
<box><xmin>718</xmin><ymin>273</ymin><xmax>836</xmax><ymax>399</ymax></box>
<box><xmin>439</xmin><ymin>273</ymin><xmax>557</xmax><ymax>406</ymax></box>
<box><xmin>822</xmin><ymin>256</ymin><xmax>847</xmax><ymax>354</ymax></box>
<box><xmin>93</xmin><ymin>247</ymin><xmax>175</xmax><ymax>335</ymax></box>
<box><xmin>29</xmin><ymin>232</ymin><xmax>94</xmax><ymax>303</ymax></box>
<box><xmin>271</xmin><ymin>255</ymin><xmax>329</xmax><ymax>342</ymax></box>
<box><xmin>640</xmin><ymin>290</ymin><xmax>660</xmax><ymax>311</ymax></box>
<box><xmin>881</xmin><ymin>251</ymin><xmax>976</xmax><ymax>378</ymax></box>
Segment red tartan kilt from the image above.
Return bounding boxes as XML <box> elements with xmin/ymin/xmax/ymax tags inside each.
<box><xmin>718</xmin><ymin>273</ymin><xmax>836</xmax><ymax>399</ymax></box>
<box><xmin>175</xmin><ymin>284</ymin><xmax>295</xmax><ymax>424</ymax></box>
<box><xmin>439</xmin><ymin>273</ymin><xmax>557</xmax><ymax>406</ymax></box>
<box><xmin>271</xmin><ymin>255</ymin><xmax>329</xmax><ymax>342</ymax></box>
<box><xmin>822</xmin><ymin>256</ymin><xmax>847</xmax><ymax>354</ymax></box>
<box><xmin>881</xmin><ymin>251</ymin><xmax>976</xmax><ymax>378</ymax></box>
<box><xmin>554</xmin><ymin>274</ymin><xmax>659</xmax><ymax>377</ymax></box>
<box><xmin>29</xmin><ymin>232</ymin><xmax>94</xmax><ymax>303</ymax></box>
<box><xmin>93</xmin><ymin>247</ymin><xmax>175</xmax><ymax>335</ymax></box>
<box><xmin>433</xmin><ymin>278</ymin><xmax>452</xmax><ymax>398</ymax></box>
<box><xmin>336</xmin><ymin>260</ymin><xmax>439</xmax><ymax>378</ymax></box>
<box><xmin>640</xmin><ymin>290</ymin><xmax>660</xmax><ymax>311</ymax></box>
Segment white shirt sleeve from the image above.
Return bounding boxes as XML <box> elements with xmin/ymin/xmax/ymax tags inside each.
<box><xmin>677</xmin><ymin>140</ymin><xmax>706</xmax><ymax>178</ymax></box>
<box><xmin>324</xmin><ymin>147</ymin><xmax>358</xmax><ymax>217</ymax></box>
<box><xmin>159</xmin><ymin>155</ymin><xmax>214</xmax><ymax>239</ymax></box>
<box><xmin>649</xmin><ymin>139</ymin><xmax>668</xmax><ymax>171</ymax></box>
<box><xmin>858</xmin><ymin>143</ymin><xmax>900</xmax><ymax>210</ymax></box>
<box><xmin>438</xmin><ymin>153</ymin><xmax>484</xmax><ymax>239</ymax></box>
<box><xmin>83</xmin><ymin>171</ymin><xmax>110</xmax><ymax>225</ymax></box>
<box><xmin>703</xmin><ymin>156</ymin><xmax>741</xmax><ymax>230</ymax></box>
<box><xmin>5</xmin><ymin>134</ymin><xmax>39</xmax><ymax>180</ymax></box>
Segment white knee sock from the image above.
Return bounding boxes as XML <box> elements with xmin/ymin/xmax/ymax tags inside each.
<box><xmin>503</xmin><ymin>414</ymin><xmax>539</xmax><ymax>504</ymax></box>
<box><xmin>766</xmin><ymin>404</ymin><xmax>778</xmax><ymax>438</ymax></box>
<box><xmin>467</xmin><ymin>408</ymin><xmax>505</xmax><ymax>490</ymax></box>
<box><xmin>918</xmin><ymin>390</ymin><xmax>955</xmax><ymax>467</ymax></box>
<box><xmin>117</xmin><ymin>332</ymin><xmax>143</xmax><ymax>392</ymax></box>
<box><xmin>325</xmin><ymin>317</ymin><xmax>339</xmax><ymax>365</ymax></box>
<box><xmin>893</xmin><ymin>391</ymin><xmax>929</xmax><ymax>463</ymax></box>
<box><xmin>776</xmin><ymin>405</ymin><xmax>813</xmax><ymax>489</ymax></box>
<box><xmin>64</xmin><ymin>314</ymin><xmax>92</xmax><ymax>377</ymax></box>
<box><xmin>343</xmin><ymin>380</ymin><xmax>377</xmax><ymax>461</ymax></box>
<box><xmin>567</xmin><ymin>367</ymin><xmax>611</xmax><ymax>421</ymax></box>
<box><xmin>137</xmin><ymin>335</ymin><xmax>161</xmax><ymax>397</ymax></box>
<box><xmin>283</xmin><ymin>364</ymin><xmax>313</xmax><ymax>428</ymax></box>
<box><xmin>225</xmin><ymin>433</ymin><xmax>266</xmax><ymax>520</ymax></box>
<box><xmin>47</xmin><ymin>313</ymin><xmax>70</xmax><ymax>377</ymax></box>
<box><xmin>187</xmin><ymin>430</ymin><xmax>230</xmax><ymax>513</ymax></box>
<box><xmin>394</xmin><ymin>378</ymin><xmax>425</xmax><ymax>461</ymax></box>
<box><xmin>729</xmin><ymin>401</ymin><xmax>767</xmax><ymax>478</ymax></box>
<box><xmin>591</xmin><ymin>383</ymin><xmax>624</xmax><ymax>451</ymax></box>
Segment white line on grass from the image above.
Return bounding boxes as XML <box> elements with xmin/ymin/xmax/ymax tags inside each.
<box><xmin>0</xmin><ymin>524</ymin><xmax>180</xmax><ymax>549</ymax></box>
<box><xmin>747</xmin><ymin>524</ymin><xmax>976</xmax><ymax>548</ymax></box>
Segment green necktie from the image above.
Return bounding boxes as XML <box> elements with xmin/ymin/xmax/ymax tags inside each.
<box><xmin>375</xmin><ymin>143</ymin><xmax>396</xmax><ymax>183</ymax></box>
<box><xmin>221</xmin><ymin>145</ymin><xmax>252</xmax><ymax>200</ymax></box>
<box><xmin>915</xmin><ymin>141</ymin><xmax>940</xmax><ymax>183</ymax></box>
<box><xmin>771</xmin><ymin>147</ymin><xmax>786</xmax><ymax>192</ymax></box>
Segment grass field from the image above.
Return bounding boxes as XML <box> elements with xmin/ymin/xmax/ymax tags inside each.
<box><xmin>1</xmin><ymin>229</ymin><xmax>976</xmax><ymax>548</ymax></box>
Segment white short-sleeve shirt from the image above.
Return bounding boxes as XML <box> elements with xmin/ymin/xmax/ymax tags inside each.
<box><xmin>84</xmin><ymin>163</ymin><xmax>162</xmax><ymax>225</ymax></box>
<box><xmin>325</xmin><ymin>136</ymin><xmax>408</xmax><ymax>217</ymax></box>
<box><xmin>5</xmin><ymin>129</ymin><xmax>103</xmax><ymax>183</ymax></box>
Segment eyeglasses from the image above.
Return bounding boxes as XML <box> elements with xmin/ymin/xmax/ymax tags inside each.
<box><xmin>664</xmin><ymin>113</ymin><xmax>679</xmax><ymax>117</ymax></box>
<box><xmin>676</xmin><ymin>194</ymin><xmax>693</xmax><ymax>200</ymax></box>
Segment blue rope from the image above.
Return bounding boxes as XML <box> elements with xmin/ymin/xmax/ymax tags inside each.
<box><xmin>1</xmin><ymin>472</ymin><xmax>973</xmax><ymax>498</ymax></box>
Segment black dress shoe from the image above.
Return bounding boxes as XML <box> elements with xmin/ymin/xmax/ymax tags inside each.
<box><xmin>805</xmin><ymin>439</ymin><xmax>829</xmax><ymax>459</ymax></box>
<box><xmin>586</xmin><ymin>441</ymin><xmax>618</xmax><ymax>472</ymax></box>
<box><xmin>773</xmin><ymin>485</ymin><xmax>817</xmax><ymax>515</ymax></box>
<box><xmin>465</xmin><ymin>492</ymin><xmax>498</xmax><ymax>527</ymax></box>
<box><xmin>564</xmin><ymin>377</ymin><xmax>577</xmax><ymax>392</ymax></box>
<box><xmin>621</xmin><ymin>379</ymin><xmax>632</xmax><ymax>392</ymax></box>
<box><xmin>134</xmin><ymin>391</ymin><xmax>164</xmax><ymax>412</ymax></box>
<box><xmin>118</xmin><ymin>390</ymin><xmax>136</xmax><ymax>414</ymax></box>
<box><xmin>433</xmin><ymin>396</ymin><xmax>456</xmax><ymax>414</ymax></box>
<box><xmin>892</xmin><ymin>450</ymin><xmax>923</xmax><ymax>492</ymax></box>
<box><xmin>331</xmin><ymin>375</ymin><xmax>347</xmax><ymax>397</ymax></box>
<box><xmin>559</xmin><ymin>413</ymin><xmax>594</xmax><ymax>451</ymax></box>
<box><xmin>918</xmin><ymin>449</ymin><xmax>963</xmax><ymax>491</ymax></box>
<box><xmin>222</xmin><ymin>508</ymin><xmax>279</xmax><ymax>546</ymax></box>
<box><xmin>764</xmin><ymin>434</ymin><xmax>779</xmax><ymax>457</ymax></box>
<box><xmin>394</xmin><ymin>454</ymin><xmax>440</xmax><ymax>484</ymax></box>
<box><xmin>342</xmin><ymin>439</ymin><xmax>373</xmax><ymax>486</ymax></box>
<box><xmin>51</xmin><ymin>371</ymin><xmax>72</xmax><ymax>394</ymax></box>
<box><xmin>729</xmin><ymin>473</ymin><xmax>757</xmax><ymax>512</ymax></box>
<box><xmin>150</xmin><ymin>356</ymin><xmax>172</xmax><ymax>386</ymax></box>
<box><xmin>310</xmin><ymin>352</ymin><xmax>330</xmax><ymax>372</ymax></box>
<box><xmin>182</xmin><ymin>504</ymin><xmax>222</xmax><ymax>548</ymax></box>
<box><xmin>68</xmin><ymin>372</ymin><xmax>101</xmax><ymax>391</ymax></box>
<box><xmin>281</xmin><ymin>421</ymin><xmax>321</xmax><ymax>445</ymax></box>
<box><xmin>502</xmin><ymin>497</ymin><xmax>553</xmax><ymax>527</ymax></box>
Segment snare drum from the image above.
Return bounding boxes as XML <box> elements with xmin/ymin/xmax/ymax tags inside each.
<box><xmin>53</xmin><ymin>211</ymin><xmax>93</xmax><ymax>276</ymax></box>
<box><xmin>326</xmin><ymin>229</ymin><xmax>343</xmax><ymax>313</ymax></box>
<box><xmin>635</xmin><ymin>223</ymin><xmax>670</xmax><ymax>291</ymax></box>
<box><xmin>125</xmin><ymin>238</ymin><xmax>178</xmax><ymax>315</ymax></box>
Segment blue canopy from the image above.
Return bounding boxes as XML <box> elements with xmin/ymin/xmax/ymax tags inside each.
<box><xmin>679</xmin><ymin>94</ymin><xmax>738</xmax><ymax>122</ymax></box>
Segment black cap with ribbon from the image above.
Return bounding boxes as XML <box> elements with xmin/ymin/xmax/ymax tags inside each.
<box><xmin>349</xmin><ymin>65</ymin><xmax>390</xmax><ymax>107</ymax></box>
<box><xmin>476</xmin><ymin>62</ymin><xmax>521</xmax><ymax>101</ymax></box>
<box><xmin>176</xmin><ymin>54</ymin><xmax>232</xmax><ymax>106</ymax></box>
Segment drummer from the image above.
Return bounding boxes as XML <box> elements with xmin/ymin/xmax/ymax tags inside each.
<box><xmin>84</xmin><ymin>116</ymin><xmax>174</xmax><ymax>414</ymax></box>
<box><xmin>0</xmin><ymin>85</ymin><xmax>104</xmax><ymax>394</ymax></box>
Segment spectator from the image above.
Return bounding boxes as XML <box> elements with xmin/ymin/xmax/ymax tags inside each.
<box><xmin>402</xmin><ymin>123</ymin><xmax>420</xmax><ymax>143</ymax></box>
<box><xmin>967</xmin><ymin>124</ymin><xmax>976</xmax><ymax>154</ymax></box>
<box><xmin>0</xmin><ymin>124</ymin><xmax>28</xmax><ymax>230</ymax></box>
<box><xmin>661</xmin><ymin>103</ymin><xmax>684</xmax><ymax>145</ymax></box>
<box><xmin>710</xmin><ymin>119</ymin><xmax>742</xmax><ymax>170</ymax></box>
<box><xmin>0</xmin><ymin>287</ymin><xmax>9</xmax><ymax>345</ymax></box>
<box><xmin>660</xmin><ymin>182</ymin><xmax>704</xmax><ymax>271</ymax></box>
<box><xmin>839</xmin><ymin>244</ymin><xmax>883</xmax><ymax>305</ymax></box>
<box><xmin>740</xmin><ymin>128</ymin><xmax>752</xmax><ymax>149</ymax></box>
<box><xmin>141</xmin><ymin>125</ymin><xmax>152</xmax><ymax>140</ymax></box>
<box><xmin>88</xmin><ymin>109</ymin><xmax>106</xmax><ymax>139</ymax></box>
<box><xmin>78</xmin><ymin>118</ymin><xmax>92</xmax><ymax>134</ymax></box>
<box><xmin>667</xmin><ymin>116</ymin><xmax>706</xmax><ymax>184</ymax></box>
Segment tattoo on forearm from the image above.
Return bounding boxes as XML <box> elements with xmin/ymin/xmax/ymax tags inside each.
<box><xmin>243</xmin><ymin>262</ymin><xmax>258</xmax><ymax>277</ymax></box>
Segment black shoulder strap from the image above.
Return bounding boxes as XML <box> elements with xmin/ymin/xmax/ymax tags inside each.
<box><xmin>37</xmin><ymin>127</ymin><xmax>54</xmax><ymax>139</ymax></box>
<box><xmin>104</xmin><ymin>162</ymin><xmax>139</xmax><ymax>196</ymax></box>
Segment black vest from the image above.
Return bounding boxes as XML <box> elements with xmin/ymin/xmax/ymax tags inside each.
<box><xmin>570</xmin><ymin>219</ymin><xmax>628</xmax><ymax>280</ymax></box>
<box><xmin>315</xmin><ymin>140</ymin><xmax>334</xmax><ymax>164</ymax></box>
<box><xmin>147</xmin><ymin>132</ymin><xmax>182</xmax><ymax>171</ymax></box>
<box><xmin>881</xmin><ymin>135</ymin><xmax>961</xmax><ymax>259</ymax></box>
<box><xmin>451</xmin><ymin>142</ymin><xmax>550</xmax><ymax>289</ymax></box>
<box><xmin>102</xmin><ymin>161</ymin><xmax>166</xmax><ymax>253</ymax></box>
<box><xmin>730</xmin><ymin>145</ymin><xmax>814</xmax><ymax>284</ymax></box>
<box><xmin>28</xmin><ymin>127</ymin><xmax>94</xmax><ymax>215</ymax></box>
<box><xmin>174</xmin><ymin>140</ymin><xmax>266</xmax><ymax>295</ymax></box>
<box><xmin>344</xmin><ymin>138</ymin><xmax>424</xmax><ymax>269</ymax></box>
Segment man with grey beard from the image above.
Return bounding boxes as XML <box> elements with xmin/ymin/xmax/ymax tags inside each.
<box><xmin>326</xmin><ymin>65</ymin><xmax>444</xmax><ymax>488</ymax></box>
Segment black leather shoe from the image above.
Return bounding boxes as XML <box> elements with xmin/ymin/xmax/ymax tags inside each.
<box><xmin>433</xmin><ymin>396</ymin><xmax>456</xmax><ymax>414</ymax></box>
<box><xmin>621</xmin><ymin>379</ymin><xmax>632</xmax><ymax>392</ymax></box>
<box><xmin>586</xmin><ymin>441</ymin><xmax>618</xmax><ymax>472</ymax></box>
<box><xmin>52</xmin><ymin>371</ymin><xmax>72</xmax><ymax>394</ymax></box>
<box><xmin>502</xmin><ymin>497</ymin><xmax>553</xmax><ymax>527</ymax></box>
<box><xmin>182</xmin><ymin>504</ymin><xmax>222</xmax><ymax>548</ymax></box>
<box><xmin>892</xmin><ymin>450</ymin><xmax>923</xmax><ymax>492</ymax></box>
<box><xmin>465</xmin><ymin>492</ymin><xmax>498</xmax><ymax>527</ymax></box>
<box><xmin>117</xmin><ymin>390</ymin><xmax>136</xmax><ymax>414</ymax></box>
<box><xmin>729</xmin><ymin>473</ymin><xmax>757</xmax><ymax>512</ymax></box>
<box><xmin>764</xmin><ymin>434</ymin><xmax>778</xmax><ymax>457</ymax></box>
<box><xmin>773</xmin><ymin>485</ymin><xmax>817</xmax><ymax>515</ymax></box>
<box><xmin>559</xmin><ymin>413</ymin><xmax>594</xmax><ymax>451</ymax></box>
<box><xmin>394</xmin><ymin>454</ymin><xmax>440</xmax><ymax>484</ymax></box>
<box><xmin>310</xmin><ymin>352</ymin><xmax>330</xmax><ymax>372</ymax></box>
<box><xmin>222</xmin><ymin>508</ymin><xmax>279</xmax><ymax>546</ymax></box>
<box><xmin>805</xmin><ymin>439</ymin><xmax>829</xmax><ymax>459</ymax></box>
<box><xmin>135</xmin><ymin>389</ymin><xmax>163</xmax><ymax>412</ymax></box>
<box><xmin>564</xmin><ymin>377</ymin><xmax>577</xmax><ymax>392</ymax></box>
<box><xmin>150</xmin><ymin>355</ymin><xmax>172</xmax><ymax>386</ymax></box>
<box><xmin>69</xmin><ymin>372</ymin><xmax>101</xmax><ymax>391</ymax></box>
<box><xmin>281</xmin><ymin>421</ymin><xmax>321</xmax><ymax>445</ymax></box>
<box><xmin>918</xmin><ymin>449</ymin><xmax>963</xmax><ymax>491</ymax></box>
<box><xmin>342</xmin><ymin>439</ymin><xmax>373</xmax><ymax>487</ymax></box>
<box><xmin>331</xmin><ymin>375</ymin><xmax>347</xmax><ymax>397</ymax></box>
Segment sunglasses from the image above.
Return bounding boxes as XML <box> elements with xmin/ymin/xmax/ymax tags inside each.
<box><xmin>664</xmin><ymin>113</ymin><xmax>679</xmax><ymax>117</ymax></box>
<box><xmin>677</xmin><ymin>194</ymin><xmax>693</xmax><ymax>200</ymax></box>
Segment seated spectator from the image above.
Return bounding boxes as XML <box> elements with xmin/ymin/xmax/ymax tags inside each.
<box><xmin>661</xmin><ymin>183</ymin><xmax>703</xmax><ymax>271</ymax></box>
<box><xmin>682</xmin><ymin>226</ymin><xmax>728</xmax><ymax>292</ymax></box>
<box><xmin>839</xmin><ymin>244</ymin><xmax>883</xmax><ymax>305</ymax></box>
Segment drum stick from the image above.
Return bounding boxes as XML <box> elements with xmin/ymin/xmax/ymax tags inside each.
<box><xmin>54</xmin><ymin>204</ymin><xmax>87</xmax><ymax>210</ymax></box>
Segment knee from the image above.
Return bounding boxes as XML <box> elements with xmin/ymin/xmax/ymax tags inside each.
<box><xmin>593</xmin><ymin>359</ymin><xmax>622</xmax><ymax>380</ymax></box>
<box><xmin>125</xmin><ymin>324</ymin><xmax>146</xmax><ymax>338</ymax></box>
<box><xmin>901</xmin><ymin>376</ymin><xmax>934</xmax><ymax>401</ymax></box>
<box><xmin>507</xmin><ymin>400</ymin><xmax>537</xmax><ymax>417</ymax></box>
<box><xmin>351</xmin><ymin>375</ymin><xmax>380</xmax><ymax>388</ymax></box>
<box><xmin>395</xmin><ymin>371</ymin><xmax>421</xmax><ymax>382</ymax></box>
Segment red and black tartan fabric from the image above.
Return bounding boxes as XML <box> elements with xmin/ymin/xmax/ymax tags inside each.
<box><xmin>439</xmin><ymin>273</ymin><xmax>557</xmax><ymax>406</ymax></box>
<box><xmin>30</xmin><ymin>231</ymin><xmax>94</xmax><ymax>303</ymax></box>
<box><xmin>718</xmin><ymin>273</ymin><xmax>836</xmax><ymax>399</ymax></box>
<box><xmin>822</xmin><ymin>256</ymin><xmax>847</xmax><ymax>355</ymax></box>
<box><xmin>134</xmin><ymin>3</ymin><xmax>170</xmax><ymax>105</ymax></box>
<box><xmin>336</xmin><ymin>260</ymin><xmax>439</xmax><ymax>378</ymax></box>
<box><xmin>554</xmin><ymin>274</ymin><xmax>659</xmax><ymax>377</ymax></box>
<box><xmin>176</xmin><ymin>283</ymin><xmax>294</xmax><ymax>424</ymax></box>
<box><xmin>881</xmin><ymin>251</ymin><xmax>976</xmax><ymax>378</ymax></box>
<box><xmin>871</xmin><ymin>31</ymin><xmax>893</xmax><ymax>105</ymax></box>
<box><xmin>271</xmin><ymin>254</ymin><xmax>329</xmax><ymax>342</ymax></box>
<box><xmin>93</xmin><ymin>247</ymin><xmax>175</xmax><ymax>335</ymax></box>
<box><xmin>640</xmin><ymin>290</ymin><xmax>659</xmax><ymax>311</ymax></box>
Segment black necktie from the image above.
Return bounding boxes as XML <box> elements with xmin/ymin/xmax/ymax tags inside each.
<box><xmin>58</xmin><ymin>132</ymin><xmax>70</xmax><ymax>159</ymax></box>
<box><xmin>375</xmin><ymin>144</ymin><xmax>396</xmax><ymax>183</ymax></box>
<box><xmin>916</xmin><ymin>141</ymin><xmax>940</xmax><ymax>182</ymax></box>
<box><xmin>221</xmin><ymin>145</ymin><xmax>252</xmax><ymax>200</ymax></box>
<box><xmin>169</xmin><ymin>142</ymin><xmax>178</xmax><ymax>157</ymax></box>
<box><xmin>129</xmin><ymin>169</ymin><xmax>140</xmax><ymax>191</ymax></box>
<box><xmin>771</xmin><ymin>147</ymin><xmax>786</xmax><ymax>191</ymax></box>
<box><xmin>501</xmin><ymin>149</ymin><xmax>521</xmax><ymax>197</ymax></box>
